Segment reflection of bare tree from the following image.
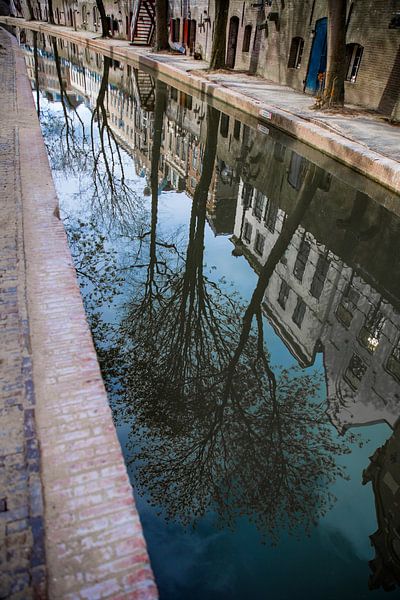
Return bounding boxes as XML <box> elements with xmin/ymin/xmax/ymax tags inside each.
<box><xmin>49</xmin><ymin>37</ymin><xmax>87</xmax><ymax>173</ymax></box>
<box><xmin>112</xmin><ymin>115</ymin><xmax>354</xmax><ymax>542</ymax></box>
<box><xmin>90</xmin><ymin>55</ymin><xmax>140</xmax><ymax>223</ymax></box>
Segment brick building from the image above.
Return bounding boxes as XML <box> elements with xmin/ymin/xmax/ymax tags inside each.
<box><xmin>169</xmin><ymin>0</ymin><xmax>400</xmax><ymax>119</ymax></box>
<box><xmin>18</xmin><ymin>0</ymin><xmax>400</xmax><ymax>117</ymax></box>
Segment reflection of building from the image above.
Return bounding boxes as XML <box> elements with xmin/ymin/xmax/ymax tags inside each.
<box><xmin>23</xmin><ymin>34</ymin><xmax>240</xmax><ymax>234</ymax></box>
<box><xmin>231</xmin><ymin>146</ymin><xmax>400</xmax><ymax>435</ymax></box>
<box><xmin>23</xmin><ymin>33</ymin><xmax>400</xmax><ymax>591</ymax></box>
<box><xmin>363</xmin><ymin>423</ymin><xmax>400</xmax><ymax>591</ymax></box>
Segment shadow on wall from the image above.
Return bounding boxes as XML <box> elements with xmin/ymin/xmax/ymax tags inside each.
<box><xmin>378</xmin><ymin>43</ymin><xmax>400</xmax><ymax>118</ymax></box>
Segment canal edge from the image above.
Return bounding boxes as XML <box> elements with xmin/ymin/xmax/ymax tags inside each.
<box><xmin>1</xmin><ymin>16</ymin><xmax>400</xmax><ymax>198</ymax></box>
<box><xmin>6</xmin><ymin>28</ymin><xmax>158</xmax><ymax>599</ymax></box>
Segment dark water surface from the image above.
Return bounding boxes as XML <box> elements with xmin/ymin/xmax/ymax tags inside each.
<box><xmin>22</xmin><ymin>31</ymin><xmax>400</xmax><ymax>599</ymax></box>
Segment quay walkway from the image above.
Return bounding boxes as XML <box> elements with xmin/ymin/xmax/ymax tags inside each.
<box><xmin>0</xmin><ymin>27</ymin><xmax>157</xmax><ymax>600</ymax></box>
<box><xmin>1</xmin><ymin>17</ymin><xmax>400</xmax><ymax>197</ymax></box>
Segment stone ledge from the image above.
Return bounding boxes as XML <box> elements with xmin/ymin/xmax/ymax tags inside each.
<box><xmin>4</xmin><ymin>28</ymin><xmax>157</xmax><ymax>600</ymax></box>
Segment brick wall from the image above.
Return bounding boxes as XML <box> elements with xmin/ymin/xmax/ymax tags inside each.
<box><xmin>167</xmin><ymin>0</ymin><xmax>400</xmax><ymax>115</ymax></box>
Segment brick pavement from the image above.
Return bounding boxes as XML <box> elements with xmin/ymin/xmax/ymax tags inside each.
<box><xmin>0</xmin><ymin>28</ymin><xmax>157</xmax><ymax>599</ymax></box>
<box><xmin>0</xmin><ymin>29</ymin><xmax>46</xmax><ymax>599</ymax></box>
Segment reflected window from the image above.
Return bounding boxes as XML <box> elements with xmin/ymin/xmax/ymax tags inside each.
<box><xmin>220</xmin><ymin>113</ymin><xmax>230</xmax><ymax>138</ymax></box>
<box><xmin>318</xmin><ymin>171</ymin><xmax>332</xmax><ymax>191</ymax></box>
<box><xmin>274</xmin><ymin>141</ymin><xmax>286</xmax><ymax>162</ymax></box>
<box><xmin>293</xmin><ymin>238</ymin><xmax>310</xmax><ymax>282</ymax></box>
<box><xmin>292</xmin><ymin>297</ymin><xmax>306</xmax><ymax>328</ymax></box>
<box><xmin>192</xmin><ymin>146</ymin><xmax>198</xmax><ymax>168</ymax></box>
<box><xmin>359</xmin><ymin>305</ymin><xmax>385</xmax><ymax>353</ymax></box>
<box><xmin>336</xmin><ymin>283</ymin><xmax>360</xmax><ymax>328</ymax></box>
<box><xmin>241</xmin><ymin>182</ymin><xmax>253</xmax><ymax>207</ymax></box>
<box><xmin>387</xmin><ymin>338</ymin><xmax>400</xmax><ymax>381</ymax></box>
<box><xmin>345</xmin><ymin>43</ymin><xmax>363</xmax><ymax>82</ymax></box>
<box><xmin>310</xmin><ymin>253</ymin><xmax>330</xmax><ymax>299</ymax></box>
<box><xmin>265</xmin><ymin>199</ymin><xmax>278</xmax><ymax>233</ymax></box>
<box><xmin>254</xmin><ymin>231</ymin><xmax>265</xmax><ymax>256</ymax></box>
<box><xmin>278</xmin><ymin>280</ymin><xmax>290</xmax><ymax>309</ymax></box>
<box><xmin>179</xmin><ymin>92</ymin><xmax>192</xmax><ymax>109</ymax></box>
<box><xmin>288</xmin><ymin>152</ymin><xmax>307</xmax><ymax>190</ymax></box>
<box><xmin>253</xmin><ymin>191</ymin><xmax>265</xmax><ymax>221</ymax></box>
<box><xmin>288</xmin><ymin>37</ymin><xmax>304</xmax><ymax>69</ymax></box>
<box><xmin>243</xmin><ymin>221</ymin><xmax>252</xmax><ymax>243</ymax></box>
<box><xmin>345</xmin><ymin>353</ymin><xmax>367</xmax><ymax>390</ymax></box>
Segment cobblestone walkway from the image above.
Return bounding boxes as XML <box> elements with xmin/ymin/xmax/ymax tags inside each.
<box><xmin>1</xmin><ymin>27</ymin><xmax>157</xmax><ymax>599</ymax></box>
<box><xmin>0</xmin><ymin>29</ymin><xmax>46</xmax><ymax>599</ymax></box>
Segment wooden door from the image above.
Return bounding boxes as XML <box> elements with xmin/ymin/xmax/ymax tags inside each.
<box><xmin>226</xmin><ymin>16</ymin><xmax>239</xmax><ymax>69</ymax></box>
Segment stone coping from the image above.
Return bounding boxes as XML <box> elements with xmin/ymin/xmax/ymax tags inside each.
<box><xmin>1</xmin><ymin>16</ymin><xmax>400</xmax><ymax>197</ymax></box>
<box><xmin>4</xmin><ymin>27</ymin><xmax>158</xmax><ymax>600</ymax></box>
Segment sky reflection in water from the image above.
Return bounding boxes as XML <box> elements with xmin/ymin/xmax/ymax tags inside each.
<box><xmin>22</xmin><ymin>32</ymin><xmax>400</xmax><ymax>599</ymax></box>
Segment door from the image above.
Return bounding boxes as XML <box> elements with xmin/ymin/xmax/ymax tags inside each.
<box><xmin>189</xmin><ymin>20</ymin><xmax>196</xmax><ymax>53</ymax></box>
<box><xmin>226</xmin><ymin>16</ymin><xmax>239</xmax><ymax>69</ymax></box>
<box><xmin>305</xmin><ymin>17</ymin><xmax>327</xmax><ymax>94</ymax></box>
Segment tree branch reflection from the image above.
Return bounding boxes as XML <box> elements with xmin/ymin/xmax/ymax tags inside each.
<box><xmin>112</xmin><ymin>109</ymin><xmax>355</xmax><ymax>544</ymax></box>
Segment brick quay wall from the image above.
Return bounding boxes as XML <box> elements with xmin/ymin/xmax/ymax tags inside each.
<box><xmin>0</xmin><ymin>27</ymin><xmax>157</xmax><ymax>600</ymax></box>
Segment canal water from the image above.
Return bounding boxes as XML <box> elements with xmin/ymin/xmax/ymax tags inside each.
<box><xmin>22</xmin><ymin>31</ymin><xmax>400</xmax><ymax>599</ymax></box>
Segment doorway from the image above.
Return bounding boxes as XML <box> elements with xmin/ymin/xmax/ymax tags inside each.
<box><xmin>226</xmin><ymin>16</ymin><xmax>239</xmax><ymax>69</ymax></box>
<box><xmin>305</xmin><ymin>17</ymin><xmax>327</xmax><ymax>94</ymax></box>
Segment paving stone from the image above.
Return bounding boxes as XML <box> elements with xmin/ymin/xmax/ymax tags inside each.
<box><xmin>0</xmin><ymin>28</ymin><xmax>45</xmax><ymax>600</ymax></box>
<box><xmin>0</xmin><ymin>25</ymin><xmax>157</xmax><ymax>600</ymax></box>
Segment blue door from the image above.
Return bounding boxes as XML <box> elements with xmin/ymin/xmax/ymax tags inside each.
<box><xmin>305</xmin><ymin>17</ymin><xmax>327</xmax><ymax>94</ymax></box>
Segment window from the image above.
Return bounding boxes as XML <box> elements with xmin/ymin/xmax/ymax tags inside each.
<box><xmin>274</xmin><ymin>141</ymin><xmax>286</xmax><ymax>162</ymax></box>
<box><xmin>387</xmin><ymin>338</ymin><xmax>400</xmax><ymax>380</ymax></box>
<box><xmin>220</xmin><ymin>113</ymin><xmax>230</xmax><ymax>138</ymax></box>
<box><xmin>192</xmin><ymin>146</ymin><xmax>198</xmax><ymax>168</ymax></box>
<box><xmin>233</xmin><ymin>119</ymin><xmax>241</xmax><ymax>140</ymax></box>
<box><xmin>253</xmin><ymin>191</ymin><xmax>265</xmax><ymax>221</ymax></box>
<box><xmin>292</xmin><ymin>297</ymin><xmax>306</xmax><ymax>328</ymax></box>
<box><xmin>336</xmin><ymin>283</ymin><xmax>360</xmax><ymax>328</ymax></box>
<box><xmin>358</xmin><ymin>305</ymin><xmax>385</xmax><ymax>353</ymax></box>
<box><xmin>170</xmin><ymin>87</ymin><xmax>178</xmax><ymax>101</ymax></box>
<box><xmin>278</xmin><ymin>280</ymin><xmax>290</xmax><ymax>309</ymax></box>
<box><xmin>345</xmin><ymin>354</ymin><xmax>366</xmax><ymax>390</ymax></box>
<box><xmin>293</xmin><ymin>238</ymin><xmax>310</xmax><ymax>282</ymax></box>
<box><xmin>179</xmin><ymin>92</ymin><xmax>192</xmax><ymax>110</ymax></box>
<box><xmin>265</xmin><ymin>199</ymin><xmax>278</xmax><ymax>233</ymax></box>
<box><xmin>243</xmin><ymin>221</ymin><xmax>252</xmax><ymax>243</ymax></box>
<box><xmin>288</xmin><ymin>152</ymin><xmax>307</xmax><ymax>190</ymax></box>
<box><xmin>345</xmin><ymin>43</ymin><xmax>363</xmax><ymax>82</ymax></box>
<box><xmin>172</xmin><ymin>18</ymin><xmax>180</xmax><ymax>43</ymax></box>
<box><xmin>310</xmin><ymin>254</ymin><xmax>330</xmax><ymax>299</ymax></box>
<box><xmin>318</xmin><ymin>171</ymin><xmax>332</xmax><ymax>192</ymax></box>
<box><xmin>254</xmin><ymin>231</ymin><xmax>265</xmax><ymax>256</ymax></box>
<box><xmin>242</xmin><ymin>25</ymin><xmax>252</xmax><ymax>52</ymax></box>
<box><xmin>241</xmin><ymin>183</ymin><xmax>253</xmax><ymax>207</ymax></box>
<box><xmin>288</xmin><ymin>37</ymin><xmax>304</xmax><ymax>69</ymax></box>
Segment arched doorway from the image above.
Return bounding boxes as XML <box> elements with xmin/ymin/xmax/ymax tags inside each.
<box><xmin>305</xmin><ymin>17</ymin><xmax>327</xmax><ymax>94</ymax></box>
<box><xmin>226</xmin><ymin>16</ymin><xmax>239</xmax><ymax>69</ymax></box>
